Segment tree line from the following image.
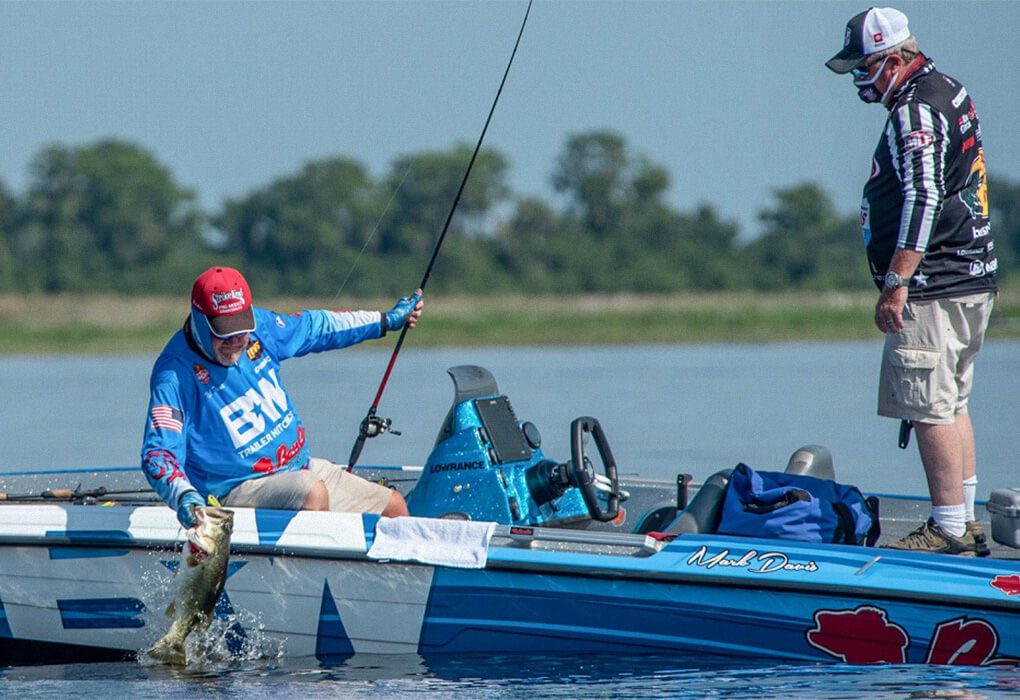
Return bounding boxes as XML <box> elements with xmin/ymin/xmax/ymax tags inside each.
<box><xmin>0</xmin><ymin>131</ymin><xmax>1016</xmax><ymax>297</ymax></box>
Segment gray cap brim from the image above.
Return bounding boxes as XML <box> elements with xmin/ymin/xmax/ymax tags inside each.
<box><xmin>207</xmin><ymin>307</ymin><xmax>256</xmax><ymax>337</ymax></box>
<box><xmin>826</xmin><ymin>48</ymin><xmax>864</xmax><ymax>74</ymax></box>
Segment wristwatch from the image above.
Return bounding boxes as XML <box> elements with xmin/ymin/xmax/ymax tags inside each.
<box><xmin>883</xmin><ymin>271</ymin><xmax>905</xmax><ymax>290</ymax></box>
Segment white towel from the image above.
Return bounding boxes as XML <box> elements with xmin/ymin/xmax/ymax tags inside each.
<box><xmin>367</xmin><ymin>516</ymin><xmax>496</xmax><ymax>568</ymax></box>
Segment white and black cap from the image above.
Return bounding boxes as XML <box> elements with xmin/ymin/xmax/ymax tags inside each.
<box><xmin>826</xmin><ymin>7</ymin><xmax>910</xmax><ymax>74</ymax></box>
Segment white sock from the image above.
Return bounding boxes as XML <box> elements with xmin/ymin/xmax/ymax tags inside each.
<box><xmin>932</xmin><ymin>504</ymin><xmax>967</xmax><ymax>537</ymax></box>
<box><xmin>963</xmin><ymin>475</ymin><xmax>978</xmax><ymax>521</ymax></box>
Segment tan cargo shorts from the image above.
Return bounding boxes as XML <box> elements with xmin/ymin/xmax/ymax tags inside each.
<box><xmin>222</xmin><ymin>457</ymin><xmax>393</xmax><ymax>513</ymax></box>
<box><xmin>878</xmin><ymin>292</ymin><xmax>995</xmax><ymax>425</ymax></box>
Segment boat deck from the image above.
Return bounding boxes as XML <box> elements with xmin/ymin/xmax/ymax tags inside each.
<box><xmin>876</xmin><ymin>495</ymin><xmax>1020</xmax><ymax>560</ymax></box>
<box><xmin>3</xmin><ymin>466</ymin><xmax>1019</xmax><ymax>560</ymax></box>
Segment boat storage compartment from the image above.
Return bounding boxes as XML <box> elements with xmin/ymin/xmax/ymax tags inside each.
<box><xmin>987</xmin><ymin>488</ymin><xmax>1020</xmax><ymax>548</ymax></box>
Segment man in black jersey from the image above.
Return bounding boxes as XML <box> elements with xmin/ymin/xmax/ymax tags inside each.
<box><xmin>827</xmin><ymin>7</ymin><xmax>997</xmax><ymax>555</ymax></box>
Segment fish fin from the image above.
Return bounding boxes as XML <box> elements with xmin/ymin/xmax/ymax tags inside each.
<box><xmin>165</xmin><ymin>602</ymin><xmax>176</xmax><ymax>618</ymax></box>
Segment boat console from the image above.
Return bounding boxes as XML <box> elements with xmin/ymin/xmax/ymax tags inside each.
<box><xmin>405</xmin><ymin>365</ymin><xmax>625</xmax><ymax>527</ymax></box>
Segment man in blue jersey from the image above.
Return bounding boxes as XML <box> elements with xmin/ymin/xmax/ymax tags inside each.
<box><xmin>141</xmin><ymin>266</ymin><xmax>422</xmax><ymax>528</ymax></box>
<box><xmin>827</xmin><ymin>8</ymin><xmax>997</xmax><ymax>555</ymax></box>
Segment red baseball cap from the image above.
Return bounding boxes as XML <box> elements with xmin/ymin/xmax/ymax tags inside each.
<box><xmin>190</xmin><ymin>266</ymin><xmax>256</xmax><ymax>337</ymax></box>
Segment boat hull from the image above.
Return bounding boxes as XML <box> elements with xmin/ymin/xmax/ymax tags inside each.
<box><xmin>1</xmin><ymin>502</ymin><xmax>1019</xmax><ymax>666</ymax></box>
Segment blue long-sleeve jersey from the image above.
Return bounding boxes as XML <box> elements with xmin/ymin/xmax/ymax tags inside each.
<box><xmin>141</xmin><ymin>306</ymin><xmax>383</xmax><ymax>511</ymax></box>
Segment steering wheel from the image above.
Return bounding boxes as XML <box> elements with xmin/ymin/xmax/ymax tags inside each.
<box><xmin>568</xmin><ymin>416</ymin><xmax>621</xmax><ymax>522</ymax></box>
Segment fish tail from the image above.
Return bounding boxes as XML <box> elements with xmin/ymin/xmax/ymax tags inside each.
<box><xmin>147</xmin><ymin>635</ymin><xmax>187</xmax><ymax>665</ymax></box>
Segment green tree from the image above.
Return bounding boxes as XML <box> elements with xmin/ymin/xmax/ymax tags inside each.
<box><xmin>18</xmin><ymin>140</ymin><xmax>201</xmax><ymax>292</ymax></box>
<box><xmin>216</xmin><ymin>158</ymin><xmax>384</xmax><ymax>295</ymax></box>
<box><xmin>741</xmin><ymin>183</ymin><xmax>869</xmax><ymax>290</ymax></box>
<box><xmin>552</xmin><ymin>131</ymin><xmax>630</xmax><ymax>238</ymax></box>
<box><xmin>380</xmin><ymin>145</ymin><xmax>510</xmax><ymax>255</ymax></box>
<box><xmin>492</xmin><ymin>198</ymin><xmax>575</xmax><ymax>292</ymax></box>
<box><xmin>989</xmin><ymin>173</ymin><xmax>1019</xmax><ymax>280</ymax></box>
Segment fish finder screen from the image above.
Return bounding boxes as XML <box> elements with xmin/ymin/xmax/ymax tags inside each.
<box><xmin>475</xmin><ymin>396</ymin><xmax>532</xmax><ymax>464</ymax></box>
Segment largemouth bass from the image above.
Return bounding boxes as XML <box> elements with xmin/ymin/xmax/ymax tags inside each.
<box><xmin>148</xmin><ymin>506</ymin><xmax>234</xmax><ymax>665</ymax></box>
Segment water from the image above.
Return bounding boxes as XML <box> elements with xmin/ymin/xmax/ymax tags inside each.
<box><xmin>2</xmin><ymin>341</ymin><xmax>1016</xmax><ymax>494</ymax></box>
<box><xmin>1</xmin><ymin>341</ymin><xmax>1019</xmax><ymax>695</ymax></box>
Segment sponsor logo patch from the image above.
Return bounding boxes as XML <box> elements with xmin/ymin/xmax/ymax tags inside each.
<box><xmin>210</xmin><ymin>288</ymin><xmax>246</xmax><ymax>313</ymax></box>
<box><xmin>193</xmin><ymin>363</ymin><xmax>210</xmax><ymax>385</ymax></box>
<box><xmin>952</xmin><ymin>86</ymin><xmax>968</xmax><ymax>108</ymax></box>
<box><xmin>246</xmin><ymin>340</ymin><xmax>263</xmax><ymax>361</ymax></box>
<box><xmin>430</xmin><ymin>460</ymin><xmax>486</xmax><ymax>473</ymax></box>
<box><xmin>903</xmin><ymin>130</ymin><xmax>935</xmax><ymax>154</ymax></box>
<box><xmin>252</xmin><ymin>425</ymin><xmax>306</xmax><ymax>474</ymax></box>
<box><xmin>143</xmin><ymin>449</ymin><xmax>187</xmax><ymax>483</ymax></box>
<box><xmin>959</xmin><ymin>149</ymin><xmax>989</xmax><ymax>217</ymax></box>
<box><xmin>956</xmin><ymin>246</ymin><xmax>986</xmax><ymax>257</ymax></box>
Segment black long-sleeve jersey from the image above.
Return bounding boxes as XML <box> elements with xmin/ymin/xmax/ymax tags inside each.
<box><xmin>860</xmin><ymin>60</ymin><xmax>997</xmax><ymax>299</ymax></box>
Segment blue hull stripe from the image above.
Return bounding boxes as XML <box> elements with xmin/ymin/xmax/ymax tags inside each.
<box><xmin>316</xmin><ymin>579</ymin><xmax>354</xmax><ymax>662</ymax></box>
<box><xmin>0</xmin><ymin>591</ymin><xmax>11</xmax><ymax>638</ymax></box>
<box><xmin>57</xmin><ymin>597</ymin><xmax>145</xmax><ymax>629</ymax></box>
<box><xmin>362</xmin><ymin>513</ymin><xmax>380</xmax><ymax>548</ymax></box>
<box><xmin>254</xmin><ymin>509</ymin><xmax>300</xmax><ymax>547</ymax></box>
<box><xmin>44</xmin><ymin>529</ymin><xmax>131</xmax><ymax>542</ymax></box>
<box><xmin>419</xmin><ymin>568</ymin><xmax>847</xmax><ymax>660</ymax></box>
<box><xmin>49</xmin><ymin>547</ymin><xmax>129</xmax><ymax>560</ymax></box>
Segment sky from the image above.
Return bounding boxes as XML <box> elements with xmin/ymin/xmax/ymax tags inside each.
<box><xmin>2</xmin><ymin>0</ymin><xmax>1018</xmax><ymax>241</ymax></box>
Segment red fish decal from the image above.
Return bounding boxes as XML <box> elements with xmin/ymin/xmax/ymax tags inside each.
<box><xmin>806</xmin><ymin>605</ymin><xmax>908</xmax><ymax>663</ymax></box>
<box><xmin>991</xmin><ymin>574</ymin><xmax>1020</xmax><ymax>597</ymax></box>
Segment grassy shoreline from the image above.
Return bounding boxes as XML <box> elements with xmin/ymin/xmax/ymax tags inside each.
<box><xmin>1</xmin><ymin>289</ymin><xmax>1017</xmax><ymax>354</ymax></box>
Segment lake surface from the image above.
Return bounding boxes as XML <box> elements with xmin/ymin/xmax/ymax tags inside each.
<box><xmin>2</xmin><ymin>341</ymin><xmax>1016</xmax><ymax>495</ymax></box>
<box><xmin>1</xmin><ymin>340</ymin><xmax>1018</xmax><ymax>695</ymax></box>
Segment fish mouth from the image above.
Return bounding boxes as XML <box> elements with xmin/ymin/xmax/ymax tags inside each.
<box><xmin>196</xmin><ymin>507</ymin><xmax>235</xmax><ymax>532</ymax></box>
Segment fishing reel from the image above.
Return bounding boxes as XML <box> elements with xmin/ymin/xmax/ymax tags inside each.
<box><xmin>347</xmin><ymin>409</ymin><xmax>402</xmax><ymax>469</ymax></box>
<box><xmin>360</xmin><ymin>414</ymin><xmax>401</xmax><ymax>439</ymax></box>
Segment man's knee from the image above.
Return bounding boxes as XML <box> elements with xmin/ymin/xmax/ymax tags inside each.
<box><xmin>301</xmin><ymin>480</ymin><xmax>330</xmax><ymax>511</ymax></box>
<box><xmin>381</xmin><ymin>489</ymin><xmax>409</xmax><ymax>517</ymax></box>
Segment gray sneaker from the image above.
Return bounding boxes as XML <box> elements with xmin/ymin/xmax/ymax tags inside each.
<box><xmin>966</xmin><ymin>520</ymin><xmax>991</xmax><ymax>557</ymax></box>
<box><xmin>882</xmin><ymin>518</ymin><xmax>979</xmax><ymax>556</ymax></box>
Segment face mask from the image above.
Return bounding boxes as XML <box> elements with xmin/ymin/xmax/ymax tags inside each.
<box><xmin>853</xmin><ymin>56</ymin><xmax>898</xmax><ymax>105</ymax></box>
<box><xmin>189</xmin><ymin>305</ymin><xmax>218</xmax><ymax>362</ymax></box>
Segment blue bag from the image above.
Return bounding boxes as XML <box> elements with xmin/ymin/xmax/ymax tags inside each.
<box><xmin>717</xmin><ymin>463</ymin><xmax>880</xmax><ymax>545</ymax></box>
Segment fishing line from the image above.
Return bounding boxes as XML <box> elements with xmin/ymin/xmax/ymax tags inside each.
<box><xmin>329</xmin><ymin>161</ymin><xmax>414</xmax><ymax>306</ymax></box>
<box><xmin>346</xmin><ymin>0</ymin><xmax>534</xmax><ymax>470</ymax></box>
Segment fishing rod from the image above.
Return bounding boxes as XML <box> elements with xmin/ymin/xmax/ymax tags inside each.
<box><xmin>347</xmin><ymin>0</ymin><xmax>534</xmax><ymax>471</ymax></box>
<box><xmin>0</xmin><ymin>485</ymin><xmax>159</xmax><ymax>503</ymax></box>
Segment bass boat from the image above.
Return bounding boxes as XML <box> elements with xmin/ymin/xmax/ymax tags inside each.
<box><xmin>1</xmin><ymin>365</ymin><xmax>1018</xmax><ymax>666</ymax></box>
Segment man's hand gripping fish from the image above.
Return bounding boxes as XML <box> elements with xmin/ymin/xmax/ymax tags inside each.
<box><xmin>148</xmin><ymin>506</ymin><xmax>234</xmax><ymax>665</ymax></box>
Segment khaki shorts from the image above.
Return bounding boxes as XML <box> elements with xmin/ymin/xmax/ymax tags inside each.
<box><xmin>221</xmin><ymin>458</ymin><xmax>393</xmax><ymax>513</ymax></box>
<box><xmin>878</xmin><ymin>292</ymin><xmax>995</xmax><ymax>425</ymax></box>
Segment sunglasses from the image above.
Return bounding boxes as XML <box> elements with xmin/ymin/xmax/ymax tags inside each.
<box><xmin>850</xmin><ymin>62</ymin><xmax>878</xmax><ymax>80</ymax></box>
<box><xmin>850</xmin><ymin>55</ymin><xmax>893</xmax><ymax>81</ymax></box>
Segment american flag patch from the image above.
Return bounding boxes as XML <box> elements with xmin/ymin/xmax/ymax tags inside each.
<box><xmin>151</xmin><ymin>405</ymin><xmax>184</xmax><ymax>433</ymax></box>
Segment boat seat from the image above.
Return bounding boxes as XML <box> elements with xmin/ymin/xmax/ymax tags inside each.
<box><xmin>664</xmin><ymin>469</ymin><xmax>733</xmax><ymax>535</ymax></box>
<box><xmin>783</xmin><ymin>444</ymin><xmax>835</xmax><ymax>481</ymax></box>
